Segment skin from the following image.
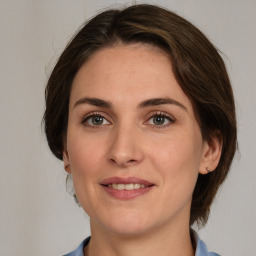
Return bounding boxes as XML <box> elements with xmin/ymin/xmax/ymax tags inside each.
<box><xmin>63</xmin><ymin>44</ymin><xmax>222</xmax><ymax>256</ymax></box>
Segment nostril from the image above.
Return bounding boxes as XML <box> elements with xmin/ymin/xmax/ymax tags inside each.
<box><xmin>109</xmin><ymin>157</ymin><xmax>137</xmax><ymax>167</ymax></box>
<box><xmin>110</xmin><ymin>158</ymin><xmax>116</xmax><ymax>163</ymax></box>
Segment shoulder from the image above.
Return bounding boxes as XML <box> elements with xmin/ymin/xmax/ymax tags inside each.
<box><xmin>63</xmin><ymin>237</ymin><xmax>90</xmax><ymax>256</ymax></box>
<box><xmin>192</xmin><ymin>230</ymin><xmax>221</xmax><ymax>256</ymax></box>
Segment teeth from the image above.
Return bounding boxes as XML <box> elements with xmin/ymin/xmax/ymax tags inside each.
<box><xmin>117</xmin><ymin>184</ymin><xmax>125</xmax><ymax>190</ymax></box>
<box><xmin>134</xmin><ymin>184</ymin><xmax>140</xmax><ymax>189</ymax></box>
<box><xmin>124</xmin><ymin>184</ymin><xmax>134</xmax><ymax>190</ymax></box>
<box><xmin>107</xmin><ymin>183</ymin><xmax>148</xmax><ymax>190</ymax></box>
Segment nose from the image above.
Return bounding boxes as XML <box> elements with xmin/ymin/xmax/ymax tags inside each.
<box><xmin>107</xmin><ymin>125</ymin><xmax>144</xmax><ymax>168</ymax></box>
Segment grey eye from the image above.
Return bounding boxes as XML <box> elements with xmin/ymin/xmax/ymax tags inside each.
<box><xmin>148</xmin><ymin>115</ymin><xmax>172</xmax><ymax>126</ymax></box>
<box><xmin>91</xmin><ymin>116</ymin><xmax>104</xmax><ymax>125</ymax></box>
<box><xmin>153</xmin><ymin>116</ymin><xmax>166</xmax><ymax>125</ymax></box>
<box><xmin>83</xmin><ymin>115</ymin><xmax>111</xmax><ymax>126</ymax></box>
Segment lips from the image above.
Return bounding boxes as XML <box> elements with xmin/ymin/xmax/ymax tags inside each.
<box><xmin>108</xmin><ymin>183</ymin><xmax>147</xmax><ymax>190</ymax></box>
<box><xmin>101</xmin><ymin>176</ymin><xmax>153</xmax><ymax>186</ymax></box>
<box><xmin>100</xmin><ymin>177</ymin><xmax>154</xmax><ymax>200</ymax></box>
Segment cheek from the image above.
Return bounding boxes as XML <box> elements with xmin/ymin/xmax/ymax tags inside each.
<box><xmin>148</xmin><ymin>130</ymin><xmax>203</xmax><ymax>190</ymax></box>
<box><xmin>67</xmin><ymin>132</ymin><xmax>105</xmax><ymax>175</ymax></box>
<box><xmin>66</xmin><ymin>132</ymin><xmax>106</xmax><ymax>213</ymax></box>
<box><xmin>151</xmin><ymin>135</ymin><xmax>201</xmax><ymax>170</ymax></box>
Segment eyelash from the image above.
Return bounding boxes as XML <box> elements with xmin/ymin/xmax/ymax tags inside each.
<box><xmin>81</xmin><ymin>112</ymin><xmax>111</xmax><ymax>128</ymax></box>
<box><xmin>145</xmin><ymin>111</ymin><xmax>175</xmax><ymax>128</ymax></box>
<box><xmin>81</xmin><ymin>111</ymin><xmax>175</xmax><ymax>128</ymax></box>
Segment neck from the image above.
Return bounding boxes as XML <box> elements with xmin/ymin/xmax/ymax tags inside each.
<box><xmin>84</xmin><ymin>218</ymin><xmax>194</xmax><ymax>256</ymax></box>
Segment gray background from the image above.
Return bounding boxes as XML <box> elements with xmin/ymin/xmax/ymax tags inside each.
<box><xmin>0</xmin><ymin>0</ymin><xmax>255</xmax><ymax>255</ymax></box>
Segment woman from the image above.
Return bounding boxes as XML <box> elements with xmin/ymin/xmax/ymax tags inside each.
<box><xmin>43</xmin><ymin>4</ymin><xmax>237</xmax><ymax>256</ymax></box>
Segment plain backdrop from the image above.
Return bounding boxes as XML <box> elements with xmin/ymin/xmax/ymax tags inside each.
<box><xmin>0</xmin><ymin>0</ymin><xmax>255</xmax><ymax>255</ymax></box>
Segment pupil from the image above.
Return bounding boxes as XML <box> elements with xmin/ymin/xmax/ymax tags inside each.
<box><xmin>92</xmin><ymin>116</ymin><xmax>103</xmax><ymax>125</ymax></box>
<box><xmin>154</xmin><ymin>116</ymin><xmax>165</xmax><ymax>125</ymax></box>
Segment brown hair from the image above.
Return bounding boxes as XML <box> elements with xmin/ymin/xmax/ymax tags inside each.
<box><xmin>43</xmin><ymin>4</ymin><xmax>237</xmax><ymax>227</ymax></box>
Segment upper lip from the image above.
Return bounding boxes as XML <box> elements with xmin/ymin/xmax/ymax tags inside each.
<box><xmin>100</xmin><ymin>177</ymin><xmax>154</xmax><ymax>186</ymax></box>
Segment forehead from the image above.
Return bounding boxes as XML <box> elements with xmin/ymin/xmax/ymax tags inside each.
<box><xmin>70</xmin><ymin>43</ymin><xmax>192</xmax><ymax>111</ymax></box>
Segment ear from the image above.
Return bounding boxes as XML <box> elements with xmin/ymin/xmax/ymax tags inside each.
<box><xmin>199</xmin><ymin>134</ymin><xmax>222</xmax><ymax>175</ymax></box>
<box><xmin>63</xmin><ymin>149</ymin><xmax>71</xmax><ymax>174</ymax></box>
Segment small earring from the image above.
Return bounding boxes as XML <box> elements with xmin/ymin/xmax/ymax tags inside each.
<box><xmin>206</xmin><ymin>167</ymin><xmax>211</xmax><ymax>173</ymax></box>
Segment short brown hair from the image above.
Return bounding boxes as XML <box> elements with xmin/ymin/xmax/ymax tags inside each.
<box><xmin>43</xmin><ymin>4</ymin><xmax>237</xmax><ymax>226</ymax></box>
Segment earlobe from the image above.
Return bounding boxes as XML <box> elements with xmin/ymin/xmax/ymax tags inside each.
<box><xmin>63</xmin><ymin>150</ymin><xmax>71</xmax><ymax>173</ymax></box>
<box><xmin>199</xmin><ymin>135</ymin><xmax>222</xmax><ymax>175</ymax></box>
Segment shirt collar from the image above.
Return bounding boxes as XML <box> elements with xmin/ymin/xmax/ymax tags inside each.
<box><xmin>192</xmin><ymin>229</ymin><xmax>220</xmax><ymax>256</ymax></box>
<box><xmin>64</xmin><ymin>231</ymin><xmax>220</xmax><ymax>256</ymax></box>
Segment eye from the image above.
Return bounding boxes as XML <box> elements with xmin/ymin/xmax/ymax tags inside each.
<box><xmin>147</xmin><ymin>113</ymin><xmax>175</xmax><ymax>127</ymax></box>
<box><xmin>82</xmin><ymin>113</ymin><xmax>111</xmax><ymax>127</ymax></box>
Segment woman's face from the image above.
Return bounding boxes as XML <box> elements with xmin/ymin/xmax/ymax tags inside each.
<box><xmin>64</xmin><ymin>44</ymin><xmax>212</xmax><ymax>235</ymax></box>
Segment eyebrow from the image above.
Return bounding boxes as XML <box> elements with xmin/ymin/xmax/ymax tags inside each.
<box><xmin>73</xmin><ymin>97</ymin><xmax>112</xmax><ymax>109</ymax></box>
<box><xmin>138</xmin><ymin>97</ymin><xmax>187</xmax><ymax>111</ymax></box>
<box><xmin>73</xmin><ymin>97</ymin><xmax>187</xmax><ymax>111</ymax></box>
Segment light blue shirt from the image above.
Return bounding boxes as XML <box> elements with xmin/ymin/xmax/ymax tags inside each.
<box><xmin>63</xmin><ymin>231</ymin><xmax>220</xmax><ymax>256</ymax></box>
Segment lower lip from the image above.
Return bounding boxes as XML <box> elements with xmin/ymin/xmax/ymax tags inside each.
<box><xmin>102</xmin><ymin>186</ymin><xmax>153</xmax><ymax>200</ymax></box>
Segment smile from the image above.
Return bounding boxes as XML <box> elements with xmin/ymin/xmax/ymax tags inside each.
<box><xmin>101</xmin><ymin>177</ymin><xmax>155</xmax><ymax>200</ymax></box>
<box><xmin>107</xmin><ymin>183</ymin><xmax>148</xmax><ymax>190</ymax></box>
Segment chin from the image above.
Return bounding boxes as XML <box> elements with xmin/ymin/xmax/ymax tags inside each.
<box><xmin>96</xmin><ymin>211</ymin><xmax>153</xmax><ymax>236</ymax></box>
<box><xmin>108</xmin><ymin>222</ymin><xmax>150</xmax><ymax>237</ymax></box>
